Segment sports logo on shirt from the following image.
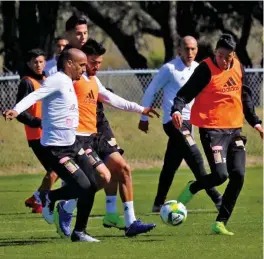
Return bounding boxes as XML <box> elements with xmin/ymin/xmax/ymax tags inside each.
<box><xmin>84</xmin><ymin>90</ymin><xmax>97</xmax><ymax>105</ymax></box>
<box><xmin>222</xmin><ymin>77</ymin><xmax>239</xmax><ymax>92</ymax></box>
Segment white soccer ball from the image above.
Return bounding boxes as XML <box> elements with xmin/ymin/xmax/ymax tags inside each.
<box><xmin>160</xmin><ymin>200</ymin><xmax>187</xmax><ymax>226</ymax></box>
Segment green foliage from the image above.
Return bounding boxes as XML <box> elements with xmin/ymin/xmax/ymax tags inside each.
<box><xmin>147</xmin><ymin>51</ymin><xmax>164</xmax><ymax>69</ymax></box>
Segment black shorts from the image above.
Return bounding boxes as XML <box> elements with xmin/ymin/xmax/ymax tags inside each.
<box><xmin>97</xmin><ymin>117</ymin><xmax>124</xmax><ymax>155</ymax></box>
<box><xmin>76</xmin><ymin>133</ymin><xmax>122</xmax><ymax>162</ymax></box>
<box><xmin>28</xmin><ymin>139</ymin><xmax>53</xmax><ymax>173</ymax></box>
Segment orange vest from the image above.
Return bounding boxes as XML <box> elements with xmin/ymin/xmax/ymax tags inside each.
<box><xmin>23</xmin><ymin>76</ymin><xmax>43</xmax><ymax>140</ymax></box>
<box><xmin>74</xmin><ymin>75</ymin><xmax>99</xmax><ymax>134</ymax></box>
<box><xmin>190</xmin><ymin>57</ymin><xmax>243</xmax><ymax>128</ymax></box>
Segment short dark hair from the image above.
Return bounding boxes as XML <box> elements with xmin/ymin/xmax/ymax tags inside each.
<box><xmin>81</xmin><ymin>39</ymin><xmax>106</xmax><ymax>56</ymax></box>
<box><xmin>56</xmin><ymin>48</ymin><xmax>73</xmax><ymax>71</ymax></box>
<box><xmin>55</xmin><ymin>36</ymin><xmax>67</xmax><ymax>42</ymax></box>
<box><xmin>26</xmin><ymin>48</ymin><xmax>45</xmax><ymax>62</ymax></box>
<box><xmin>216</xmin><ymin>34</ymin><xmax>236</xmax><ymax>51</ymax></box>
<box><xmin>65</xmin><ymin>15</ymin><xmax>87</xmax><ymax>31</ymax></box>
<box><xmin>57</xmin><ymin>44</ymin><xmax>74</xmax><ymax>70</ymax></box>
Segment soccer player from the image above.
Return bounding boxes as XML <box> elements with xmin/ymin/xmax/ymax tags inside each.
<box><xmin>171</xmin><ymin>34</ymin><xmax>263</xmax><ymax>235</ymax></box>
<box><xmin>16</xmin><ymin>48</ymin><xmax>58</xmax><ymax>214</ymax></box>
<box><xmin>44</xmin><ymin>36</ymin><xmax>69</xmax><ymax>76</ymax></box>
<box><xmin>4</xmin><ymin>48</ymin><xmax>105</xmax><ymax>242</ymax></box>
<box><xmin>55</xmin><ymin>39</ymin><xmax>158</xmax><ymax>238</ymax></box>
<box><xmin>65</xmin><ymin>15</ymin><xmax>88</xmax><ymax>49</ymax></box>
<box><xmin>139</xmin><ymin>36</ymin><xmax>222</xmax><ymax>212</ymax></box>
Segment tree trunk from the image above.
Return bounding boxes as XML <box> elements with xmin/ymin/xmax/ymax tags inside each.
<box><xmin>71</xmin><ymin>1</ymin><xmax>148</xmax><ymax>69</ymax></box>
<box><xmin>18</xmin><ymin>2</ymin><xmax>39</xmax><ymax>56</ymax></box>
<box><xmin>2</xmin><ymin>1</ymin><xmax>19</xmax><ymax>72</ymax></box>
<box><xmin>37</xmin><ymin>2</ymin><xmax>59</xmax><ymax>59</ymax></box>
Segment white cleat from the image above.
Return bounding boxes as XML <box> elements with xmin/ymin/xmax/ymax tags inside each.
<box><xmin>42</xmin><ymin>194</ymin><xmax>54</xmax><ymax>224</ymax></box>
<box><xmin>71</xmin><ymin>231</ymin><xmax>100</xmax><ymax>242</ymax></box>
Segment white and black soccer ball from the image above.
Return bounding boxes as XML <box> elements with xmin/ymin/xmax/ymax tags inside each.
<box><xmin>160</xmin><ymin>200</ymin><xmax>187</xmax><ymax>226</ymax></box>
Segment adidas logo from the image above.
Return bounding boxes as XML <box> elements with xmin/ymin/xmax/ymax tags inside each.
<box><xmin>224</xmin><ymin>77</ymin><xmax>236</xmax><ymax>87</ymax></box>
<box><xmin>84</xmin><ymin>90</ymin><xmax>97</xmax><ymax>104</ymax></box>
<box><xmin>180</xmin><ymin>77</ymin><xmax>185</xmax><ymax>80</ymax></box>
<box><xmin>87</xmin><ymin>90</ymin><xmax>95</xmax><ymax>99</ymax></box>
<box><xmin>222</xmin><ymin>77</ymin><xmax>239</xmax><ymax>92</ymax></box>
<box><xmin>124</xmin><ymin>206</ymin><xmax>129</xmax><ymax>211</ymax></box>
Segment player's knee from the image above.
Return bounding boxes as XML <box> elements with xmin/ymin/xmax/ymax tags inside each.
<box><xmin>120</xmin><ymin>162</ymin><xmax>131</xmax><ymax>181</ymax></box>
<box><xmin>215</xmin><ymin>171</ymin><xmax>228</xmax><ymax>185</ymax></box>
<box><xmin>230</xmin><ymin>167</ymin><xmax>245</xmax><ymax>185</ymax></box>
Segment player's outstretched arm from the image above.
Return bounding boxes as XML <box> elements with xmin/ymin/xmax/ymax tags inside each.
<box><xmin>3</xmin><ymin>110</ymin><xmax>19</xmax><ymax>120</ymax></box>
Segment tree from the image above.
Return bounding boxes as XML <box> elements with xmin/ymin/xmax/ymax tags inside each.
<box><xmin>2</xmin><ymin>1</ymin><xmax>59</xmax><ymax>72</ymax></box>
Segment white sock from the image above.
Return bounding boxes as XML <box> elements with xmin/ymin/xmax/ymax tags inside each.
<box><xmin>33</xmin><ymin>191</ymin><xmax>41</xmax><ymax>204</ymax></box>
<box><xmin>63</xmin><ymin>199</ymin><xmax>77</xmax><ymax>214</ymax></box>
<box><xmin>123</xmin><ymin>201</ymin><xmax>136</xmax><ymax>227</ymax></box>
<box><xmin>106</xmin><ymin>196</ymin><xmax>117</xmax><ymax>214</ymax></box>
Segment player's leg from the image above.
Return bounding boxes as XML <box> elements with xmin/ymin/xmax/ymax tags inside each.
<box><xmin>42</xmin><ymin>144</ymin><xmax>102</xmax><ymax>242</ymax></box>
<box><xmin>178</xmin><ymin>122</ymin><xmax>222</xmax><ymax>209</ymax></box>
<box><xmin>25</xmin><ymin>139</ymin><xmax>58</xmax><ymax>213</ymax></box>
<box><xmin>152</xmin><ymin>134</ymin><xmax>183</xmax><ymax>212</ymax></box>
<box><xmin>213</xmin><ymin>133</ymin><xmax>246</xmax><ymax>235</ymax></box>
<box><xmin>106</xmin><ymin>151</ymin><xmax>156</xmax><ymax>237</ymax></box>
<box><xmin>55</xmin><ymin>143</ymin><xmax>109</xmax><ymax>238</ymax></box>
<box><xmin>95</xmin><ymin>134</ymin><xmax>125</xmax><ymax>230</ymax></box>
<box><xmin>178</xmin><ymin>129</ymin><xmax>229</xmax><ymax>205</ymax></box>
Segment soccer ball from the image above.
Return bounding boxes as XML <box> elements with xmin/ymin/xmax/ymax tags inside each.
<box><xmin>160</xmin><ymin>200</ymin><xmax>187</xmax><ymax>226</ymax></box>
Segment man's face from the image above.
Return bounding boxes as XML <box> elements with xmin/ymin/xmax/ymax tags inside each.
<box><xmin>27</xmin><ymin>55</ymin><xmax>46</xmax><ymax>75</ymax></box>
<box><xmin>55</xmin><ymin>39</ymin><xmax>69</xmax><ymax>56</ymax></box>
<box><xmin>86</xmin><ymin>55</ymin><xmax>103</xmax><ymax>76</ymax></box>
<box><xmin>67</xmin><ymin>24</ymin><xmax>88</xmax><ymax>49</ymax></box>
<box><xmin>70</xmin><ymin>56</ymin><xmax>87</xmax><ymax>81</ymax></box>
<box><xmin>215</xmin><ymin>48</ymin><xmax>235</xmax><ymax>70</ymax></box>
<box><xmin>179</xmin><ymin>39</ymin><xmax>198</xmax><ymax>67</ymax></box>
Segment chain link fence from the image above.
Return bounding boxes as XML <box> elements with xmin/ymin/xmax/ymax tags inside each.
<box><xmin>0</xmin><ymin>69</ymin><xmax>263</xmax><ymax>113</ymax></box>
<box><xmin>0</xmin><ymin>69</ymin><xmax>262</xmax><ymax>170</ymax></box>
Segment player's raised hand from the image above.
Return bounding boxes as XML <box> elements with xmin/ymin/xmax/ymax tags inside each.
<box><xmin>172</xmin><ymin>112</ymin><xmax>183</xmax><ymax>129</ymax></box>
<box><xmin>142</xmin><ymin>107</ymin><xmax>160</xmax><ymax>118</ymax></box>
<box><xmin>255</xmin><ymin>124</ymin><xmax>263</xmax><ymax>139</ymax></box>
<box><xmin>3</xmin><ymin>110</ymin><xmax>18</xmax><ymax>121</ymax></box>
<box><xmin>138</xmin><ymin>120</ymin><xmax>149</xmax><ymax>134</ymax></box>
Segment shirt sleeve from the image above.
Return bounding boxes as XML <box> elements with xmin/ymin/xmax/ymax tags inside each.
<box><xmin>95</xmin><ymin>77</ymin><xmax>144</xmax><ymax>113</ymax></box>
<box><xmin>171</xmin><ymin>62</ymin><xmax>211</xmax><ymax>115</ymax></box>
<box><xmin>240</xmin><ymin>65</ymin><xmax>262</xmax><ymax>127</ymax></box>
<box><xmin>140</xmin><ymin>65</ymin><xmax>170</xmax><ymax>121</ymax></box>
<box><xmin>14</xmin><ymin>77</ymin><xmax>61</xmax><ymax>115</ymax></box>
<box><xmin>16</xmin><ymin>78</ymin><xmax>42</xmax><ymax>128</ymax></box>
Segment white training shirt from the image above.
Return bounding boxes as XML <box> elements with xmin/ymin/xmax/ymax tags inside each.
<box><xmin>76</xmin><ymin>74</ymin><xmax>144</xmax><ymax>137</ymax></box>
<box><xmin>14</xmin><ymin>72</ymin><xmax>78</xmax><ymax>146</ymax></box>
<box><xmin>141</xmin><ymin>56</ymin><xmax>199</xmax><ymax>124</ymax></box>
<box><xmin>44</xmin><ymin>57</ymin><xmax>58</xmax><ymax>77</ymax></box>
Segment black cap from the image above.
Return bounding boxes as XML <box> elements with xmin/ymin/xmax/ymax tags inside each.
<box><xmin>216</xmin><ymin>34</ymin><xmax>236</xmax><ymax>51</ymax></box>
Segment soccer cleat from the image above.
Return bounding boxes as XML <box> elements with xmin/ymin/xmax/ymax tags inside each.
<box><xmin>103</xmin><ymin>212</ymin><xmax>126</xmax><ymax>230</ymax></box>
<box><xmin>41</xmin><ymin>193</ymin><xmax>55</xmax><ymax>224</ymax></box>
<box><xmin>125</xmin><ymin>219</ymin><xmax>156</xmax><ymax>237</ymax></box>
<box><xmin>152</xmin><ymin>205</ymin><xmax>162</xmax><ymax>213</ymax></box>
<box><xmin>54</xmin><ymin>201</ymin><xmax>72</xmax><ymax>238</ymax></box>
<box><xmin>215</xmin><ymin>196</ymin><xmax>223</xmax><ymax>211</ymax></box>
<box><xmin>212</xmin><ymin>222</ymin><xmax>234</xmax><ymax>236</ymax></box>
<box><xmin>71</xmin><ymin>230</ymin><xmax>100</xmax><ymax>242</ymax></box>
<box><xmin>25</xmin><ymin>195</ymin><xmax>42</xmax><ymax>214</ymax></box>
<box><xmin>177</xmin><ymin>181</ymin><xmax>194</xmax><ymax>205</ymax></box>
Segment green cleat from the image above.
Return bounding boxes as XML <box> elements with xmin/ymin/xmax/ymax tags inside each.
<box><xmin>212</xmin><ymin>222</ymin><xmax>234</xmax><ymax>236</ymax></box>
<box><xmin>103</xmin><ymin>212</ymin><xmax>126</xmax><ymax>230</ymax></box>
<box><xmin>177</xmin><ymin>181</ymin><xmax>194</xmax><ymax>205</ymax></box>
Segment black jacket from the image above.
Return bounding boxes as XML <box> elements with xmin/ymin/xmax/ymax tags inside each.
<box><xmin>16</xmin><ymin>66</ymin><xmax>45</xmax><ymax>128</ymax></box>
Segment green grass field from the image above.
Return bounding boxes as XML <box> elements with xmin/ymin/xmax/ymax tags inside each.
<box><xmin>0</xmin><ymin>167</ymin><xmax>262</xmax><ymax>259</ymax></box>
